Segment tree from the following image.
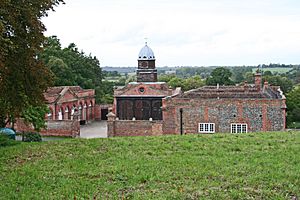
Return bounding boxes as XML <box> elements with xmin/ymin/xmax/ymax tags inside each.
<box><xmin>230</xmin><ymin>66</ymin><xmax>253</xmax><ymax>84</ymax></box>
<box><xmin>21</xmin><ymin>105</ymin><xmax>49</xmax><ymax>132</ymax></box>
<box><xmin>40</xmin><ymin>36</ymin><xmax>104</xmax><ymax>103</ymax></box>
<box><xmin>158</xmin><ymin>74</ymin><xmax>204</xmax><ymax>91</ymax></box>
<box><xmin>182</xmin><ymin>75</ymin><xmax>204</xmax><ymax>91</ymax></box>
<box><xmin>286</xmin><ymin>86</ymin><xmax>300</xmax><ymax>126</ymax></box>
<box><xmin>206</xmin><ymin>67</ymin><xmax>234</xmax><ymax>86</ymax></box>
<box><xmin>245</xmin><ymin>72</ymin><xmax>255</xmax><ymax>83</ymax></box>
<box><xmin>0</xmin><ymin>0</ymin><xmax>64</xmax><ymax>127</ymax></box>
<box><xmin>168</xmin><ymin>77</ymin><xmax>185</xmax><ymax>89</ymax></box>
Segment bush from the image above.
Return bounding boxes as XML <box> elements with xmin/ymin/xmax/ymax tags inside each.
<box><xmin>0</xmin><ymin>135</ymin><xmax>18</xmax><ymax>147</ymax></box>
<box><xmin>22</xmin><ymin>132</ymin><xmax>42</xmax><ymax>142</ymax></box>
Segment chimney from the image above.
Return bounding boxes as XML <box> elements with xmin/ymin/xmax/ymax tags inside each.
<box><xmin>255</xmin><ymin>72</ymin><xmax>262</xmax><ymax>91</ymax></box>
<box><xmin>263</xmin><ymin>80</ymin><xmax>269</xmax><ymax>92</ymax></box>
<box><xmin>244</xmin><ymin>81</ymin><xmax>249</xmax><ymax>92</ymax></box>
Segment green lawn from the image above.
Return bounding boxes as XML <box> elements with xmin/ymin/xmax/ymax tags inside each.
<box><xmin>1</xmin><ymin>132</ymin><xmax>300</xmax><ymax>199</ymax></box>
<box><xmin>252</xmin><ymin>67</ymin><xmax>293</xmax><ymax>74</ymax></box>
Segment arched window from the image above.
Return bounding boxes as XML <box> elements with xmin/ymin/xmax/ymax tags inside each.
<box><xmin>78</xmin><ymin>104</ymin><xmax>82</xmax><ymax>120</ymax></box>
<box><xmin>71</xmin><ymin>106</ymin><xmax>76</xmax><ymax>120</ymax></box>
<box><xmin>58</xmin><ymin>108</ymin><xmax>63</xmax><ymax>120</ymax></box>
<box><xmin>47</xmin><ymin>109</ymin><xmax>53</xmax><ymax>120</ymax></box>
<box><xmin>83</xmin><ymin>103</ymin><xmax>87</xmax><ymax>120</ymax></box>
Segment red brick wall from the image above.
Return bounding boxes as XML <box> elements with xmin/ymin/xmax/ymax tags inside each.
<box><xmin>94</xmin><ymin>104</ymin><xmax>112</xmax><ymax>121</ymax></box>
<box><xmin>94</xmin><ymin>105</ymin><xmax>101</xmax><ymax>121</ymax></box>
<box><xmin>14</xmin><ymin>119</ymin><xmax>80</xmax><ymax>137</ymax></box>
<box><xmin>107</xmin><ymin>120</ymin><xmax>163</xmax><ymax>137</ymax></box>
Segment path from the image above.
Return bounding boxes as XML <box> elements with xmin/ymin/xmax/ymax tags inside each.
<box><xmin>80</xmin><ymin>121</ymin><xmax>107</xmax><ymax>139</ymax></box>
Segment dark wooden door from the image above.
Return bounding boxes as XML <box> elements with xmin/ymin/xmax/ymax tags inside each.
<box><xmin>142</xmin><ymin>100</ymin><xmax>151</xmax><ymax>120</ymax></box>
<box><xmin>152</xmin><ymin>100</ymin><xmax>162</xmax><ymax>120</ymax></box>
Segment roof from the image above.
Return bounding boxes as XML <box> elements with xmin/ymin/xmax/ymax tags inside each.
<box><xmin>44</xmin><ymin>86</ymin><xmax>95</xmax><ymax>104</ymax></box>
<box><xmin>138</xmin><ymin>43</ymin><xmax>155</xmax><ymax>60</ymax></box>
<box><xmin>178</xmin><ymin>84</ymin><xmax>285</xmax><ymax>99</ymax></box>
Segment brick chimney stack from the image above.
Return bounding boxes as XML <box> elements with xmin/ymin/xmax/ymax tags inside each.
<box><xmin>255</xmin><ymin>71</ymin><xmax>262</xmax><ymax>91</ymax></box>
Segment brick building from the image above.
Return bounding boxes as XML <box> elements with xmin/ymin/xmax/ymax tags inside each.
<box><xmin>14</xmin><ymin>86</ymin><xmax>98</xmax><ymax>137</ymax></box>
<box><xmin>45</xmin><ymin>86</ymin><xmax>96</xmax><ymax>123</ymax></box>
<box><xmin>107</xmin><ymin>44</ymin><xmax>286</xmax><ymax>137</ymax></box>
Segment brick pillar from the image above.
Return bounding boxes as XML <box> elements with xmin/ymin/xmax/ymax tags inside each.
<box><xmin>262</xmin><ymin>105</ymin><xmax>267</xmax><ymax>131</ymax></box>
<box><xmin>107</xmin><ymin>112</ymin><xmax>116</xmax><ymax>137</ymax></box>
<box><xmin>282</xmin><ymin>99</ymin><xmax>287</xmax><ymax>131</ymax></box>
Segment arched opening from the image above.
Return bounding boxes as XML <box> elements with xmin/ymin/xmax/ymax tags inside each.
<box><xmin>71</xmin><ymin>105</ymin><xmax>76</xmax><ymax>120</ymax></box>
<box><xmin>83</xmin><ymin>102</ymin><xmax>87</xmax><ymax>121</ymax></box>
<box><xmin>58</xmin><ymin>107</ymin><xmax>64</xmax><ymax>121</ymax></box>
<box><xmin>65</xmin><ymin>106</ymin><xmax>69</xmax><ymax>120</ymax></box>
<box><xmin>88</xmin><ymin>101</ymin><xmax>93</xmax><ymax>121</ymax></box>
<box><xmin>47</xmin><ymin>108</ymin><xmax>53</xmax><ymax>120</ymax></box>
<box><xmin>78</xmin><ymin>103</ymin><xmax>83</xmax><ymax>121</ymax></box>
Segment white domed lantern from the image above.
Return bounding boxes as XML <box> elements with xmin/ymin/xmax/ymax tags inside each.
<box><xmin>137</xmin><ymin>42</ymin><xmax>157</xmax><ymax>82</ymax></box>
<box><xmin>138</xmin><ymin>43</ymin><xmax>155</xmax><ymax>61</ymax></box>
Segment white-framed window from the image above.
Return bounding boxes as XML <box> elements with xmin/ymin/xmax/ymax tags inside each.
<box><xmin>231</xmin><ymin>123</ymin><xmax>247</xmax><ymax>133</ymax></box>
<box><xmin>198</xmin><ymin>123</ymin><xmax>215</xmax><ymax>133</ymax></box>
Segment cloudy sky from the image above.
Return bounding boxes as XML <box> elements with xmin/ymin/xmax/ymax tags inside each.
<box><xmin>43</xmin><ymin>0</ymin><xmax>300</xmax><ymax>67</ymax></box>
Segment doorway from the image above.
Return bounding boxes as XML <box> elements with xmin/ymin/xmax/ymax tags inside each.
<box><xmin>101</xmin><ymin>108</ymin><xmax>109</xmax><ymax>120</ymax></box>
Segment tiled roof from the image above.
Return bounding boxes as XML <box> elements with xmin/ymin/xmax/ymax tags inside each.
<box><xmin>179</xmin><ymin>84</ymin><xmax>283</xmax><ymax>99</ymax></box>
<box><xmin>44</xmin><ymin>86</ymin><xmax>89</xmax><ymax>103</ymax></box>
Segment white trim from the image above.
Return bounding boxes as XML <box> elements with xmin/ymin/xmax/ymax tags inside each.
<box><xmin>198</xmin><ymin>123</ymin><xmax>215</xmax><ymax>133</ymax></box>
<box><xmin>231</xmin><ymin>123</ymin><xmax>247</xmax><ymax>133</ymax></box>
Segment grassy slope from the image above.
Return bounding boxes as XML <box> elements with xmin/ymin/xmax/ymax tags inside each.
<box><xmin>0</xmin><ymin>132</ymin><xmax>300</xmax><ymax>199</ymax></box>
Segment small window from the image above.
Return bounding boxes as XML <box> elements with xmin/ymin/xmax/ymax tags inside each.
<box><xmin>199</xmin><ymin>123</ymin><xmax>215</xmax><ymax>133</ymax></box>
<box><xmin>139</xmin><ymin>87</ymin><xmax>145</xmax><ymax>93</ymax></box>
<box><xmin>231</xmin><ymin>123</ymin><xmax>247</xmax><ymax>133</ymax></box>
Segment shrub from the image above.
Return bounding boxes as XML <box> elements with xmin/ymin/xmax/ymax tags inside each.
<box><xmin>0</xmin><ymin>135</ymin><xmax>18</xmax><ymax>147</ymax></box>
<box><xmin>22</xmin><ymin>132</ymin><xmax>42</xmax><ymax>142</ymax></box>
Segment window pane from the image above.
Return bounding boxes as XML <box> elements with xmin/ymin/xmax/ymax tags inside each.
<box><xmin>200</xmin><ymin>124</ymin><xmax>203</xmax><ymax>132</ymax></box>
<box><xmin>205</xmin><ymin>124</ymin><xmax>209</xmax><ymax>132</ymax></box>
<box><xmin>231</xmin><ymin>124</ymin><xmax>236</xmax><ymax>133</ymax></box>
<box><xmin>237</xmin><ymin>124</ymin><xmax>241</xmax><ymax>133</ymax></box>
<box><xmin>242</xmin><ymin>124</ymin><xmax>247</xmax><ymax>133</ymax></box>
<box><xmin>210</xmin><ymin>124</ymin><xmax>214</xmax><ymax>132</ymax></box>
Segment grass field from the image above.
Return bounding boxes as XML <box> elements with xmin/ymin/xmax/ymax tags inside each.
<box><xmin>252</xmin><ymin>67</ymin><xmax>293</xmax><ymax>74</ymax></box>
<box><xmin>1</xmin><ymin>132</ymin><xmax>300</xmax><ymax>199</ymax></box>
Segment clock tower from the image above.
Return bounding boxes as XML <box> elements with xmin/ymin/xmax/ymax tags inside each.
<box><xmin>137</xmin><ymin>42</ymin><xmax>157</xmax><ymax>82</ymax></box>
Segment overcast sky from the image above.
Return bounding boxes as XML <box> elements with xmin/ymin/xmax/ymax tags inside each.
<box><xmin>43</xmin><ymin>0</ymin><xmax>300</xmax><ymax>67</ymax></box>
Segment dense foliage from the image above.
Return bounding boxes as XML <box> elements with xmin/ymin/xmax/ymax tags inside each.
<box><xmin>21</xmin><ymin>105</ymin><xmax>49</xmax><ymax>132</ymax></box>
<box><xmin>159</xmin><ymin>75</ymin><xmax>204</xmax><ymax>91</ymax></box>
<box><xmin>206</xmin><ymin>67</ymin><xmax>234</xmax><ymax>86</ymax></box>
<box><xmin>0</xmin><ymin>135</ymin><xmax>18</xmax><ymax>147</ymax></box>
<box><xmin>22</xmin><ymin>132</ymin><xmax>42</xmax><ymax>142</ymax></box>
<box><xmin>286</xmin><ymin>86</ymin><xmax>300</xmax><ymax>127</ymax></box>
<box><xmin>40</xmin><ymin>36</ymin><xmax>112</xmax><ymax>103</ymax></box>
<box><xmin>0</xmin><ymin>0</ymin><xmax>64</xmax><ymax>127</ymax></box>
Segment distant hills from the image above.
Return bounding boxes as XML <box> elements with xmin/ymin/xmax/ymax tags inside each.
<box><xmin>102</xmin><ymin>64</ymin><xmax>299</xmax><ymax>74</ymax></box>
